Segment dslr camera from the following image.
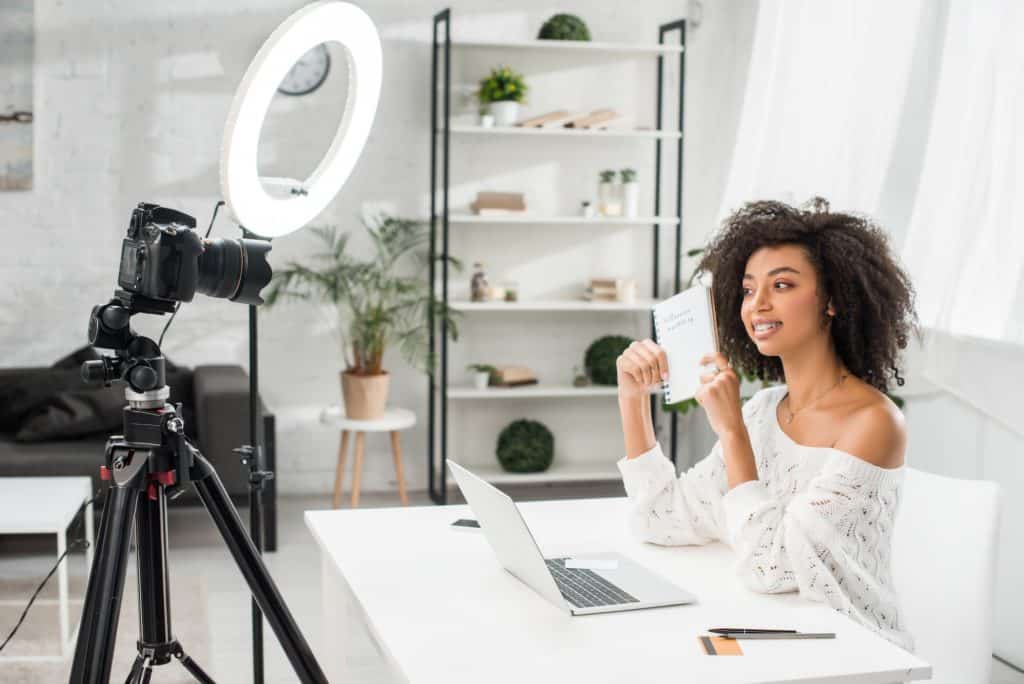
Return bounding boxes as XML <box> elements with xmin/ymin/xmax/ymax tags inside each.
<box><xmin>118</xmin><ymin>202</ymin><xmax>272</xmax><ymax>306</ymax></box>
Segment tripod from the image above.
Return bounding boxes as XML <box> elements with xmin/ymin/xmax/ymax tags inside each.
<box><xmin>68</xmin><ymin>389</ymin><xmax>326</xmax><ymax>683</ymax></box>
<box><xmin>70</xmin><ymin>293</ymin><xmax>326</xmax><ymax>683</ymax></box>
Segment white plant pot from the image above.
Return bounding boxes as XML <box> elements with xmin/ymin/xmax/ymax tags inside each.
<box><xmin>479</xmin><ymin>113</ymin><xmax>495</xmax><ymax>128</ymax></box>
<box><xmin>490</xmin><ymin>101</ymin><xmax>520</xmax><ymax>127</ymax></box>
<box><xmin>598</xmin><ymin>182</ymin><xmax>622</xmax><ymax>217</ymax></box>
<box><xmin>622</xmin><ymin>181</ymin><xmax>640</xmax><ymax>218</ymax></box>
<box><xmin>472</xmin><ymin>372</ymin><xmax>490</xmax><ymax>390</ymax></box>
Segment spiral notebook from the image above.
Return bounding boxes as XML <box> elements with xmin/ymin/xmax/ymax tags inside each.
<box><xmin>652</xmin><ymin>284</ymin><xmax>720</xmax><ymax>403</ymax></box>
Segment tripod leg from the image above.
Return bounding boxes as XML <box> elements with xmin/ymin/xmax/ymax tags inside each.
<box><xmin>123</xmin><ymin>655</ymin><xmax>144</xmax><ymax>684</ymax></box>
<box><xmin>174</xmin><ymin>646</ymin><xmax>217</xmax><ymax>684</ymax></box>
<box><xmin>135</xmin><ymin>487</ymin><xmax>173</xmax><ymax>651</ymax></box>
<box><xmin>69</xmin><ymin>483</ymin><xmax>142</xmax><ymax>684</ymax></box>
<box><xmin>191</xmin><ymin>452</ymin><xmax>327</xmax><ymax>684</ymax></box>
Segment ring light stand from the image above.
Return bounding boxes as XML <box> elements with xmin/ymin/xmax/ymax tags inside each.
<box><xmin>221</xmin><ymin>3</ymin><xmax>381</xmax><ymax>683</ymax></box>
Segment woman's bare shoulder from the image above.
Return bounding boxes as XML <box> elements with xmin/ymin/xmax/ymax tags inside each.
<box><xmin>833</xmin><ymin>380</ymin><xmax>907</xmax><ymax>469</ymax></box>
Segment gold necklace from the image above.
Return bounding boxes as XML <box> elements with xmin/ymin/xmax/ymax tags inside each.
<box><xmin>783</xmin><ymin>372</ymin><xmax>849</xmax><ymax>424</ymax></box>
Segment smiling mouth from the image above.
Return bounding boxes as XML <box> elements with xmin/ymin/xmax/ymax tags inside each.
<box><xmin>752</xmin><ymin>321</ymin><xmax>783</xmax><ymax>339</ymax></box>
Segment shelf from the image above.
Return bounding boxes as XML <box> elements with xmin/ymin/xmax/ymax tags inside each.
<box><xmin>451</xmin><ymin>38</ymin><xmax>684</xmax><ymax>56</ymax></box>
<box><xmin>444</xmin><ymin>460</ymin><xmax>623</xmax><ymax>486</ymax></box>
<box><xmin>450</xmin><ymin>299</ymin><xmax>655</xmax><ymax>312</ymax></box>
<box><xmin>448</xmin><ymin>385</ymin><xmax>662</xmax><ymax>399</ymax></box>
<box><xmin>448</xmin><ymin>124</ymin><xmax>681</xmax><ymax>140</ymax></box>
<box><xmin>448</xmin><ymin>384</ymin><xmax>619</xmax><ymax>399</ymax></box>
<box><xmin>444</xmin><ymin>214</ymin><xmax>680</xmax><ymax>226</ymax></box>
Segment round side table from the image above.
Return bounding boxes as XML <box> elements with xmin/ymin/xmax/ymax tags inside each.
<box><xmin>319</xmin><ymin>406</ymin><xmax>416</xmax><ymax>508</ymax></box>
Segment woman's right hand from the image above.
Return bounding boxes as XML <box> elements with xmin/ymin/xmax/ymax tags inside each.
<box><xmin>616</xmin><ymin>339</ymin><xmax>669</xmax><ymax>400</ymax></box>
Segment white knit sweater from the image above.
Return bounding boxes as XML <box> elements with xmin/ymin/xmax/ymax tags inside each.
<box><xmin>617</xmin><ymin>385</ymin><xmax>914</xmax><ymax>653</ymax></box>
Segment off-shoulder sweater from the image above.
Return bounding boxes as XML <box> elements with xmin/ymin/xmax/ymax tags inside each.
<box><xmin>617</xmin><ymin>385</ymin><xmax>914</xmax><ymax>653</ymax></box>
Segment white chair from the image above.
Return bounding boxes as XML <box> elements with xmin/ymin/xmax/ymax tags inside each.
<box><xmin>891</xmin><ymin>466</ymin><xmax>1002</xmax><ymax>683</ymax></box>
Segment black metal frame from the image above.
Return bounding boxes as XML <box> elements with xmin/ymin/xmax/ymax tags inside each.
<box><xmin>658</xmin><ymin>19</ymin><xmax>687</xmax><ymax>468</ymax></box>
<box><xmin>428</xmin><ymin>10</ymin><xmax>687</xmax><ymax>503</ymax></box>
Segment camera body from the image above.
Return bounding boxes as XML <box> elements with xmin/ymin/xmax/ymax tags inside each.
<box><xmin>118</xmin><ymin>203</ymin><xmax>204</xmax><ymax>302</ymax></box>
<box><xmin>116</xmin><ymin>202</ymin><xmax>272</xmax><ymax>306</ymax></box>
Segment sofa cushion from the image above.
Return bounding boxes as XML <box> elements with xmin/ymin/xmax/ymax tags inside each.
<box><xmin>0</xmin><ymin>434</ymin><xmax>108</xmax><ymax>492</ymax></box>
<box><xmin>14</xmin><ymin>387</ymin><xmax>126</xmax><ymax>442</ymax></box>
<box><xmin>0</xmin><ymin>346</ymin><xmax>196</xmax><ymax>440</ymax></box>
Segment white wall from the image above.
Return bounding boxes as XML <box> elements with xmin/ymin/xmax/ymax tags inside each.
<box><xmin>0</xmin><ymin>0</ymin><xmax>759</xmax><ymax>495</ymax></box>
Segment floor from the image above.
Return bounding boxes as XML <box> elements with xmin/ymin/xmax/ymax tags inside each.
<box><xmin>2</xmin><ymin>484</ymin><xmax>1023</xmax><ymax>683</ymax></box>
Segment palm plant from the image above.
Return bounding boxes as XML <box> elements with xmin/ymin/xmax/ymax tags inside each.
<box><xmin>264</xmin><ymin>215</ymin><xmax>459</xmax><ymax>376</ymax></box>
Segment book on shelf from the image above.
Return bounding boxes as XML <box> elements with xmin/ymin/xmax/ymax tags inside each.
<box><xmin>493</xmin><ymin>365</ymin><xmax>538</xmax><ymax>386</ymax></box>
<box><xmin>565</xmin><ymin>109</ymin><xmax>620</xmax><ymax>129</ymax></box>
<box><xmin>652</xmin><ymin>283</ymin><xmax>720</xmax><ymax>403</ymax></box>
<box><xmin>539</xmin><ymin>111</ymin><xmax>590</xmax><ymax>128</ymax></box>
<box><xmin>474</xmin><ymin>208</ymin><xmax>528</xmax><ymax>216</ymax></box>
<box><xmin>516</xmin><ymin>110</ymin><xmax>570</xmax><ymax>127</ymax></box>
<box><xmin>470</xmin><ymin>191</ymin><xmax>526</xmax><ymax>214</ymax></box>
<box><xmin>583</xmin><ymin>278</ymin><xmax>636</xmax><ymax>303</ymax></box>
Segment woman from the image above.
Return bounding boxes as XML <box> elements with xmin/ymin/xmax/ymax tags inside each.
<box><xmin>616</xmin><ymin>198</ymin><xmax>921</xmax><ymax>652</ymax></box>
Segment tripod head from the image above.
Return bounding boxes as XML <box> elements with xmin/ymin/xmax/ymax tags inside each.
<box><xmin>83</xmin><ymin>289</ymin><xmax>177</xmax><ymax>407</ymax></box>
<box><xmin>83</xmin><ymin>289</ymin><xmax>196</xmax><ymax>495</ymax></box>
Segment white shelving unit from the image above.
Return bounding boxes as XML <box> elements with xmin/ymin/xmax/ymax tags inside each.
<box><xmin>428</xmin><ymin>11</ymin><xmax>687</xmax><ymax>501</ymax></box>
<box><xmin>448</xmin><ymin>124</ymin><xmax>682</xmax><ymax>140</ymax></box>
<box><xmin>451</xmin><ymin>38</ymin><xmax>683</xmax><ymax>56</ymax></box>
<box><xmin>449</xmin><ymin>299</ymin><xmax>657</xmax><ymax>312</ymax></box>
<box><xmin>447</xmin><ymin>214</ymin><xmax>680</xmax><ymax>226</ymax></box>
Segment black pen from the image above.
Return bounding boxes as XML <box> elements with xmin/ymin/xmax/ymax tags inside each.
<box><xmin>719</xmin><ymin>632</ymin><xmax>835</xmax><ymax>640</ymax></box>
<box><xmin>708</xmin><ymin>628</ymin><xmax>798</xmax><ymax>635</ymax></box>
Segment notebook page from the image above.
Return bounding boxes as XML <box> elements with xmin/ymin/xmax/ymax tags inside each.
<box><xmin>652</xmin><ymin>284</ymin><xmax>719</xmax><ymax>403</ymax></box>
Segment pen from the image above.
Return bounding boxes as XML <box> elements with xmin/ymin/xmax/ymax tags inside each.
<box><xmin>719</xmin><ymin>632</ymin><xmax>836</xmax><ymax>640</ymax></box>
<box><xmin>708</xmin><ymin>628</ymin><xmax>798</xmax><ymax>634</ymax></box>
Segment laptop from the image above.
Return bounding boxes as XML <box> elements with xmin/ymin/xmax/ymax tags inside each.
<box><xmin>447</xmin><ymin>460</ymin><xmax>696</xmax><ymax>616</ymax></box>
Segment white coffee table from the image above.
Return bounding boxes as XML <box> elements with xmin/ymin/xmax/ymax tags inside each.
<box><xmin>0</xmin><ymin>476</ymin><xmax>95</xmax><ymax>660</ymax></box>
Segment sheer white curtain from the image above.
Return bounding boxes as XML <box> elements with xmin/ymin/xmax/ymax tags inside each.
<box><xmin>717</xmin><ymin>0</ymin><xmax>1023</xmax><ymax>435</ymax></box>
<box><xmin>899</xmin><ymin>0</ymin><xmax>1024</xmax><ymax>436</ymax></box>
<box><xmin>716</xmin><ymin>0</ymin><xmax>926</xmax><ymax>221</ymax></box>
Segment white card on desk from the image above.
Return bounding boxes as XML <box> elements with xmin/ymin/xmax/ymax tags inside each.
<box><xmin>565</xmin><ymin>558</ymin><xmax>619</xmax><ymax>570</ymax></box>
<box><xmin>652</xmin><ymin>284</ymin><xmax>720</xmax><ymax>403</ymax></box>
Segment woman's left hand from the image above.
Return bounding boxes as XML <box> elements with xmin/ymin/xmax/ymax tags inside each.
<box><xmin>695</xmin><ymin>352</ymin><xmax>745</xmax><ymax>439</ymax></box>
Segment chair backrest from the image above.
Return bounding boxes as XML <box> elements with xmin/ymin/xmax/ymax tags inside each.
<box><xmin>891</xmin><ymin>466</ymin><xmax>1002</xmax><ymax>684</ymax></box>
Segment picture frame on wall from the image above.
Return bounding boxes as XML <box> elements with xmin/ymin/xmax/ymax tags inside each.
<box><xmin>0</xmin><ymin>0</ymin><xmax>34</xmax><ymax>191</ymax></box>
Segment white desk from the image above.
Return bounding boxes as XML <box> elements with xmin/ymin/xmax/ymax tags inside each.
<box><xmin>0</xmin><ymin>476</ymin><xmax>94</xmax><ymax>661</ymax></box>
<box><xmin>305</xmin><ymin>497</ymin><xmax>932</xmax><ymax>683</ymax></box>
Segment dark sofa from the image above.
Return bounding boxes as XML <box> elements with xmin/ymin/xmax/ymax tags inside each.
<box><xmin>0</xmin><ymin>361</ymin><xmax>277</xmax><ymax>551</ymax></box>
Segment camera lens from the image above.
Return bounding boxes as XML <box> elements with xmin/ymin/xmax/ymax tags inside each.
<box><xmin>196</xmin><ymin>238</ymin><xmax>273</xmax><ymax>305</ymax></box>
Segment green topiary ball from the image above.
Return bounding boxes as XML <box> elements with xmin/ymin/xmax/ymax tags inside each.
<box><xmin>496</xmin><ymin>419</ymin><xmax>554</xmax><ymax>473</ymax></box>
<box><xmin>584</xmin><ymin>335</ymin><xmax>632</xmax><ymax>385</ymax></box>
<box><xmin>537</xmin><ymin>13</ymin><xmax>591</xmax><ymax>41</ymax></box>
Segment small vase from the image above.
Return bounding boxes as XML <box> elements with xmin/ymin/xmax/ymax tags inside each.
<box><xmin>479</xmin><ymin>113</ymin><xmax>495</xmax><ymax>128</ymax></box>
<box><xmin>472</xmin><ymin>372</ymin><xmax>490</xmax><ymax>390</ymax></box>
<box><xmin>490</xmin><ymin>101</ymin><xmax>520</xmax><ymax>126</ymax></box>
<box><xmin>622</xmin><ymin>181</ymin><xmax>639</xmax><ymax>218</ymax></box>
<box><xmin>598</xmin><ymin>182</ymin><xmax>622</xmax><ymax>216</ymax></box>
<box><xmin>341</xmin><ymin>370</ymin><xmax>390</xmax><ymax>420</ymax></box>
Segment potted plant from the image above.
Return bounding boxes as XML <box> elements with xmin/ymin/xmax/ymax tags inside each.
<box><xmin>496</xmin><ymin>419</ymin><xmax>554</xmax><ymax>473</ymax></box>
<box><xmin>264</xmin><ymin>215</ymin><xmax>460</xmax><ymax>419</ymax></box>
<box><xmin>537</xmin><ymin>13</ymin><xmax>592</xmax><ymax>41</ymax></box>
<box><xmin>466</xmin><ymin>363</ymin><xmax>497</xmax><ymax>390</ymax></box>
<box><xmin>597</xmin><ymin>169</ymin><xmax>621</xmax><ymax>216</ymax></box>
<box><xmin>477</xmin><ymin>65</ymin><xmax>528</xmax><ymax>127</ymax></box>
<box><xmin>620</xmin><ymin>168</ymin><xmax>639</xmax><ymax>218</ymax></box>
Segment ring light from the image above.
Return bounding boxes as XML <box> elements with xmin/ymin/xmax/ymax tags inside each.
<box><xmin>220</xmin><ymin>1</ymin><xmax>382</xmax><ymax>238</ymax></box>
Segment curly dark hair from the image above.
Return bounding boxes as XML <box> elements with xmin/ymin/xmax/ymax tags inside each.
<box><xmin>695</xmin><ymin>197</ymin><xmax>921</xmax><ymax>394</ymax></box>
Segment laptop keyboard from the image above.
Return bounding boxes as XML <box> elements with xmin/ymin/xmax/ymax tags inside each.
<box><xmin>545</xmin><ymin>558</ymin><xmax>639</xmax><ymax>608</ymax></box>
